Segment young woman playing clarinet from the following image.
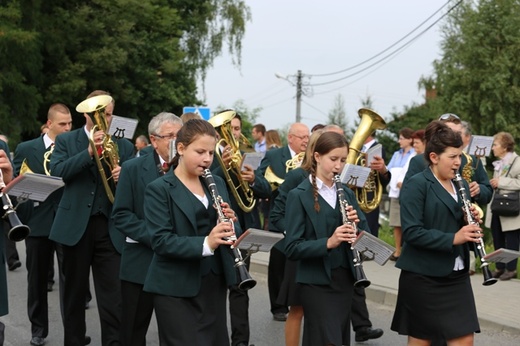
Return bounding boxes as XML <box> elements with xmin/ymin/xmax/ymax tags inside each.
<box><xmin>284</xmin><ymin>131</ymin><xmax>368</xmax><ymax>346</ymax></box>
<box><xmin>142</xmin><ymin>119</ymin><xmax>240</xmax><ymax>345</ymax></box>
<box><xmin>391</xmin><ymin>120</ymin><xmax>482</xmax><ymax>346</ymax></box>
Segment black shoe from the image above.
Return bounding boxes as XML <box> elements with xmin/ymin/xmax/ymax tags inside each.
<box><xmin>30</xmin><ymin>336</ymin><xmax>46</xmax><ymax>346</ymax></box>
<box><xmin>85</xmin><ymin>336</ymin><xmax>91</xmax><ymax>345</ymax></box>
<box><xmin>85</xmin><ymin>301</ymin><xmax>89</xmax><ymax>309</ymax></box>
<box><xmin>492</xmin><ymin>269</ymin><xmax>505</xmax><ymax>278</ymax></box>
<box><xmin>235</xmin><ymin>343</ymin><xmax>255</xmax><ymax>346</ymax></box>
<box><xmin>272</xmin><ymin>312</ymin><xmax>287</xmax><ymax>321</ymax></box>
<box><xmin>8</xmin><ymin>260</ymin><xmax>21</xmax><ymax>271</ymax></box>
<box><xmin>47</xmin><ymin>282</ymin><xmax>53</xmax><ymax>292</ymax></box>
<box><xmin>355</xmin><ymin>327</ymin><xmax>384</xmax><ymax>342</ymax></box>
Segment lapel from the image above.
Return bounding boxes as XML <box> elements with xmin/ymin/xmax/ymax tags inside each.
<box><xmin>166</xmin><ymin>173</ymin><xmax>199</xmax><ymax>233</ymax></box>
<box><xmin>140</xmin><ymin>151</ymin><xmax>161</xmax><ymax>186</ymax></box>
<box><xmin>298</xmin><ymin>179</ymin><xmax>328</xmax><ymax>240</ymax></box>
<box><xmin>424</xmin><ymin>168</ymin><xmax>460</xmax><ymax>220</ymax></box>
<box><xmin>29</xmin><ymin>137</ymin><xmax>46</xmax><ymax>168</ymax></box>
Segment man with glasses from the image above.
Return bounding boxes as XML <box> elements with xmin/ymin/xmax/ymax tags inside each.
<box><xmin>258</xmin><ymin>122</ymin><xmax>309</xmax><ymax>322</ymax></box>
<box><xmin>113</xmin><ymin>112</ymin><xmax>182</xmax><ymax>346</ymax></box>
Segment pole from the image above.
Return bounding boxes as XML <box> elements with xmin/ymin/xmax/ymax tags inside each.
<box><xmin>296</xmin><ymin>70</ymin><xmax>302</xmax><ymax>123</ymax></box>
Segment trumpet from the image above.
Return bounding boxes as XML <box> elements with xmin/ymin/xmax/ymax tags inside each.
<box><xmin>333</xmin><ymin>174</ymin><xmax>370</xmax><ymax>288</ymax></box>
<box><xmin>0</xmin><ymin>172</ymin><xmax>30</xmax><ymax>242</ymax></box>
<box><xmin>202</xmin><ymin>169</ymin><xmax>256</xmax><ymax>291</ymax></box>
<box><xmin>453</xmin><ymin>173</ymin><xmax>497</xmax><ymax>286</ymax></box>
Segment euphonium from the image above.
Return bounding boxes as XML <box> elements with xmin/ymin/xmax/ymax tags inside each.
<box><xmin>333</xmin><ymin>174</ymin><xmax>370</xmax><ymax>288</ymax></box>
<box><xmin>208</xmin><ymin>110</ymin><xmax>256</xmax><ymax>212</ymax></box>
<box><xmin>265</xmin><ymin>151</ymin><xmax>304</xmax><ymax>191</ymax></box>
<box><xmin>453</xmin><ymin>173</ymin><xmax>497</xmax><ymax>286</ymax></box>
<box><xmin>346</xmin><ymin>108</ymin><xmax>387</xmax><ymax>213</ymax></box>
<box><xmin>76</xmin><ymin>95</ymin><xmax>119</xmax><ymax>203</ymax></box>
<box><xmin>202</xmin><ymin>169</ymin><xmax>257</xmax><ymax>291</ymax></box>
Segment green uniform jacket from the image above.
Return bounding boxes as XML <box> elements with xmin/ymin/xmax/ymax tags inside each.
<box><xmin>402</xmin><ymin>153</ymin><xmax>492</xmax><ymax>205</ymax></box>
<box><xmin>48</xmin><ymin>128</ymin><xmax>134</xmax><ymax>250</ymax></box>
<box><xmin>398</xmin><ymin>167</ymin><xmax>470</xmax><ymax>277</ymax></box>
<box><xmin>284</xmin><ymin>179</ymin><xmax>369</xmax><ymax>285</ymax></box>
<box><xmin>1</xmin><ymin>140</ymin><xmax>11</xmax><ymax>316</ymax></box>
<box><xmin>13</xmin><ymin>136</ymin><xmax>63</xmax><ymax>237</ymax></box>
<box><xmin>112</xmin><ymin>151</ymin><xmax>164</xmax><ymax>284</ymax></box>
<box><xmin>143</xmin><ymin>172</ymin><xmax>240</xmax><ymax>297</ymax></box>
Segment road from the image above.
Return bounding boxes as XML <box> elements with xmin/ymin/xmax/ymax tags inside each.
<box><xmin>2</xmin><ymin>245</ymin><xmax>518</xmax><ymax>345</ymax></box>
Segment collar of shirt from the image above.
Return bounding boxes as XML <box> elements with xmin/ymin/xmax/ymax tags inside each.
<box><xmin>255</xmin><ymin>139</ymin><xmax>266</xmax><ymax>153</ymax></box>
<box><xmin>43</xmin><ymin>133</ymin><xmax>53</xmax><ymax>149</ymax></box>
<box><xmin>310</xmin><ymin>175</ymin><xmax>337</xmax><ymax>209</ymax></box>
<box><xmin>363</xmin><ymin>139</ymin><xmax>376</xmax><ymax>152</ymax></box>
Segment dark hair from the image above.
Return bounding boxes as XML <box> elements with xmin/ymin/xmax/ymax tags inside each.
<box><xmin>424</xmin><ymin>121</ymin><xmax>463</xmax><ymax>165</ymax></box>
<box><xmin>412</xmin><ymin>129</ymin><xmax>425</xmax><ymax>142</ymax></box>
<box><xmin>311</xmin><ymin>123</ymin><xmax>325</xmax><ymax>133</ymax></box>
<box><xmin>253</xmin><ymin>124</ymin><xmax>266</xmax><ymax>135</ymax></box>
<box><xmin>399</xmin><ymin>127</ymin><xmax>414</xmax><ymax>139</ymax></box>
<box><xmin>310</xmin><ymin>132</ymin><xmax>349</xmax><ymax>212</ymax></box>
<box><xmin>170</xmin><ymin>119</ymin><xmax>217</xmax><ymax>167</ymax></box>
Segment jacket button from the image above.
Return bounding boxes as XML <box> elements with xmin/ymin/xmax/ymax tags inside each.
<box><xmin>87</xmin><ymin>204</ymin><xmax>91</xmax><ymax>208</ymax></box>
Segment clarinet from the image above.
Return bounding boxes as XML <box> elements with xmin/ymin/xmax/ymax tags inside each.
<box><xmin>453</xmin><ymin>173</ymin><xmax>497</xmax><ymax>286</ymax></box>
<box><xmin>202</xmin><ymin>169</ymin><xmax>257</xmax><ymax>291</ymax></box>
<box><xmin>333</xmin><ymin>174</ymin><xmax>371</xmax><ymax>288</ymax></box>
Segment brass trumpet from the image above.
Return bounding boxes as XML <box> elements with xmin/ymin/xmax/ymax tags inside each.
<box><xmin>76</xmin><ymin>95</ymin><xmax>119</xmax><ymax>203</ymax></box>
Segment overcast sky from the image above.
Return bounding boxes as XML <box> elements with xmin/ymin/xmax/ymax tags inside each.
<box><xmin>199</xmin><ymin>0</ymin><xmax>453</xmax><ymax>131</ymax></box>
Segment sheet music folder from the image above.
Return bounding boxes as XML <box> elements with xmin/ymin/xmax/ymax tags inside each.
<box><xmin>352</xmin><ymin>231</ymin><xmax>395</xmax><ymax>266</ymax></box>
<box><xmin>483</xmin><ymin>248</ymin><xmax>520</xmax><ymax>264</ymax></box>
<box><xmin>237</xmin><ymin>228</ymin><xmax>284</xmax><ymax>253</ymax></box>
<box><xmin>3</xmin><ymin>173</ymin><xmax>65</xmax><ymax>202</ymax></box>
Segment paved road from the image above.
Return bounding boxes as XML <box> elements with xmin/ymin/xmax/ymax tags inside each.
<box><xmin>2</xmin><ymin>244</ymin><xmax>519</xmax><ymax>345</ymax></box>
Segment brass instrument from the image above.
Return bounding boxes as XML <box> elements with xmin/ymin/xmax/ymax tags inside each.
<box><xmin>0</xmin><ymin>172</ymin><xmax>30</xmax><ymax>242</ymax></box>
<box><xmin>461</xmin><ymin>152</ymin><xmax>484</xmax><ymax>218</ymax></box>
<box><xmin>453</xmin><ymin>173</ymin><xmax>497</xmax><ymax>286</ymax></box>
<box><xmin>334</xmin><ymin>174</ymin><xmax>371</xmax><ymax>288</ymax></box>
<box><xmin>19</xmin><ymin>145</ymin><xmax>54</xmax><ymax>176</ymax></box>
<box><xmin>265</xmin><ymin>151</ymin><xmax>304</xmax><ymax>191</ymax></box>
<box><xmin>202</xmin><ymin>169</ymin><xmax>257</xmax><ymax>290</ymax></box>
<box><xmin>346</xmin><ymin>108</ymin><xmax>387</xmax><ymax>213</ymax></box>
<box><xmin>76</xmin><ymin>95</ymin><xmax>119</xmax><ymax>203</ymax></box>
<box><xmin>208</xmin><ymin>110</ymin><xmax>256</xmax><ymax>212</ymax></box>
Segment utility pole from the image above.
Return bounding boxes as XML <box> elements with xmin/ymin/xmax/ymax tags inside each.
<box><xmin>295</xmin><ymin>70</ymin><xmax>302</xmax><ymax>123</ymax></box>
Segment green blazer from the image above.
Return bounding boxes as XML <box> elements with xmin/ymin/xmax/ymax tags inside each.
<box><xmin>398</xmin><ymin>167</ymin><xmax>470</xmax><ymax>277</ymax></box>
<box><xmin>143</xmin><ymin>172</ymin><xmax>239</xmax><ymax>297</ymax></box>
<box><xmin>0</xmin><ymin>140</ymin><xmax>10</xmax><ymax>316</ymax></box>
<box><xmin>48</xmin><ymin>127</ymin><xmax>134</xmax><ymax>249</ymax></box>
<box><xmin>402</xmin><ymin>153</ymin><xmax>492</xmax><ymax>205</ymax></box>
<box><xmin>112</xmin><ymin>150</ymin><xmax>165</xmax><ymax>284</ymax></box>
<box><xmin>13</xmin><ymin>136</ymin><xmax>63</xmax><ymax>237</ymax></box>
<box><xmin>284</xmin><ymin>179</ymin><xmax>369</xmax><ymax>285</ymax></box>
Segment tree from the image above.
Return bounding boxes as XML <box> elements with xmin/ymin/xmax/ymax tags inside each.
<box><xmin>0</xmin><ymin>0</ymin><xmax>251</xmax><ymax>147</ymax></box>
<box><xmin>326</xmin><ymin>94</ymin><xmax>348</xmax><ymax>134</ymax></box>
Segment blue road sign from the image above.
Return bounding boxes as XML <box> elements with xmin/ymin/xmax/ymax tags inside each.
<box><xmin>182</xmin><ymin>106</ymin><xmax>211</xmax><ymax>120</ymax></box>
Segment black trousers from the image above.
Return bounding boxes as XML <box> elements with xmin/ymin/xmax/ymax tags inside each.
<box><xmin>491</xmin><ymin>214</ymin><xmax>520</xmax><ymax>271</ymax></box>
<box><xmin>351</xmin><ymin>285</ymin><xmax>372</xmax><ymax>331</ymax></box>
<box><xmin>229</xmin><ymin>249</ymin><xmax>251</xmax><ymax>346</ymax></box>
<box><xmin>364</xmin><ymin>207</ymin><xmax>380</xmax><ymax>238</ymax></box>
<box><xmin>61</xmin><ymin>215</ymin><xmax>121</xmax><ymax>346</ymax></box>
<box><xmin>268</xmin><ymin>245</ymin><xmax>288</xmax><ymax>314</ymax></box>
<box><xmin>120</xmin><ymin>280</ymin><xmax>154</xmax><ymax>346</ymax></box>
<box><xmin>25</xmin><ymin>237</ymin><xmax>65</xmax><ymax>338</ymax></box>
<box><xmin>3</xmin><ymin>232</ymin><xmax>19</xmax><ymax>266</ymax></box>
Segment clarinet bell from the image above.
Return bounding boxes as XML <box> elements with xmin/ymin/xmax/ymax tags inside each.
<box><xmin>237</xmin><ymin>264</ymin><xmax>257</xmax><ymax>291</ymax></box>
<box><xmin>354</xmin><ymin>266</ymin><xmax>371</xmax><ymax>288</ymax></box>
<box><xmin>481</xmin><ymin>266</ymin><xmax>498</xmax><ymax>286</ymax></box>
<box><xmin>6</xmin><ymin>210</ymin><xmax>31</xmax><ymax>242</ymax></box>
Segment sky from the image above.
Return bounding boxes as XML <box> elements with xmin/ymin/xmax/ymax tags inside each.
<box><xmin>198</xmin><ymin>0</ymin><xmax>454</xmax><ymax>132</ymax></box>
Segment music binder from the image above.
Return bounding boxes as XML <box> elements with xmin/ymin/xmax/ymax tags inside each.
<box><xmin>236</xmin><ymin>228</ymin><xmax>284</xmax><ymax>254</ymax></box>
<box><xmin>352</xmin><ymin>231</ymin><xmax>395</xmax><ymax>266</ymax></box>
<box><xmin>3</xmin><ymin>173</ymin><xmax>65</xmax><ymax>202</ymax></box>
<box><xmin>483</xmin><ymin>248</ymin><xmax>520</xmax><ymax>264</ymax></box>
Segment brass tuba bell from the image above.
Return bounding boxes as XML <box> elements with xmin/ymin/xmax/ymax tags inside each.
<box><xmin>208</xmin><ymin>110</ymin><xmax>256</xmax><ymax>213</ymax></box>
<box><xmin>76</xmin><ymin>95</ymin><xmax>119</xmax><ymax>203</ymax></box>
<box><xmin>347</xmin><ymin>108</ymin><xmax>387</xmax><ymax>213</ymax></box>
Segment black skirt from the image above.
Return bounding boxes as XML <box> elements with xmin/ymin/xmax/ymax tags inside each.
<box><xmin>300</xmin><ymin>267</ymin><xmax>355</xmax><ymax>346</ymax></box>
<box><xmin>276</xmin><ymin>259</ymin><xmax>302</xmax><ymax>307</ymax></box>
<box><xmin>391</xmin><ymin>270</ymin><xmax>480</xmax><ymax>340</ymax></box>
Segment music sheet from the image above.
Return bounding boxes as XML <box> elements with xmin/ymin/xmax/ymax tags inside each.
<box><xmin>352</xmin><ymin>231</ymin><xmax>395</xmax><ymax>266</ymax></box>
<box><xmin>467</xmin><ymin>135</ymin><xmax>494</xmax><ymax>157</ymax></box>
<box><xmin>366</xmin><ymin>143</ymin><xmax>382</xmax><ymax>166</ymax></box>
<box><xmin>340</xmin><ymin>164</ymin><xmax>371</xmax><ymax>188</ymax></box>
<box><xmin>483</xmin><ymin>248</ymin><xmax>520</xmax><ymax>264</ymax></box>
<box><xmin>3</xmin><ymin>173</ymin><xmax>65</xmax><ymax>202</ymax></box>
<box><xmin>241</xmin><ymin>152</ymin><xmax>265</xmax><ymax>171</ymax></box>
<box><xmin>238</xmin><ymin>228</ymin><xmax>284</xmax><ymax>253</ymax></box>
<box><xmin>109</xmin><ymin>115</ymin><xmax>139</xmax><ymax>139</ymax></box>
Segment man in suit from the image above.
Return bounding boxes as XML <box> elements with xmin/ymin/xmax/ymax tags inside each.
<box><xmin>112</xmin><ymin>112</ymin><xmax>182</xmax><ymax>346</ymax></box>
<box><xmin>258</xmin><ymin>122</ymin><xmax>309</xmax><ymax>321</ymax></box>
<box><xmin>13</xmin><ymin>103</ymin><xmax>72</xmax><ymax>346</ymax></box>
<box><xmin>0</xmin><ymin>142</ymin><xmax>14</xmax><ymax>345</ymax></box>
<box><xmin>49</xmin><ymin>90</ymin><xmax>134</xmax><ymax>345</ymax></box>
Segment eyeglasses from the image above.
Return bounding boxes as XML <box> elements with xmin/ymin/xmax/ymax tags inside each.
<box><xmin>153</xmin><ymin>133</ymin><xmax>177</xmax><ymax>140</ymax></box>
<box><xmin>292</xmin><ymin>134</ymin><xmax>310</xmax><ymax>140</ymax></box>
<box><xmin>438</xmin><ymin>113</ymin><xmax>461</xmax><ymax>122</ymax></box>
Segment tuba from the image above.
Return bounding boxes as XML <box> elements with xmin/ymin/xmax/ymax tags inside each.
<box><xmin>76</xmin><ymin>95</ymin><xmax>119</xmax><ymax>203</ymax></box>
<box><xmin>208</xmin><ymin>110</ymin><xmax>256</xmax><ymax>213</ymax></box>
<box><xmin>347</xmin><ymin>108</ymin><xmax>387</xmax><ymax>213</ymax></box>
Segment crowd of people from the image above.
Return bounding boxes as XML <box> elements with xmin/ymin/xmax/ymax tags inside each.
<box><xmin>0</xmin><ymin>94</ymin><xmax>519</xmax><ymax>346</ymax></box>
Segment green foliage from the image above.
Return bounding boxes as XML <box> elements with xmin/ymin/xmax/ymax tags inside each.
<box><xmin>0</xmin><ymin>0</ymin><xmax>251</xmax><ymax>146</ymax></box>
<box><xmin>326</xmin><ymin>94</ymin><xmax>348</xmax><ymax>133</ymax></box>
